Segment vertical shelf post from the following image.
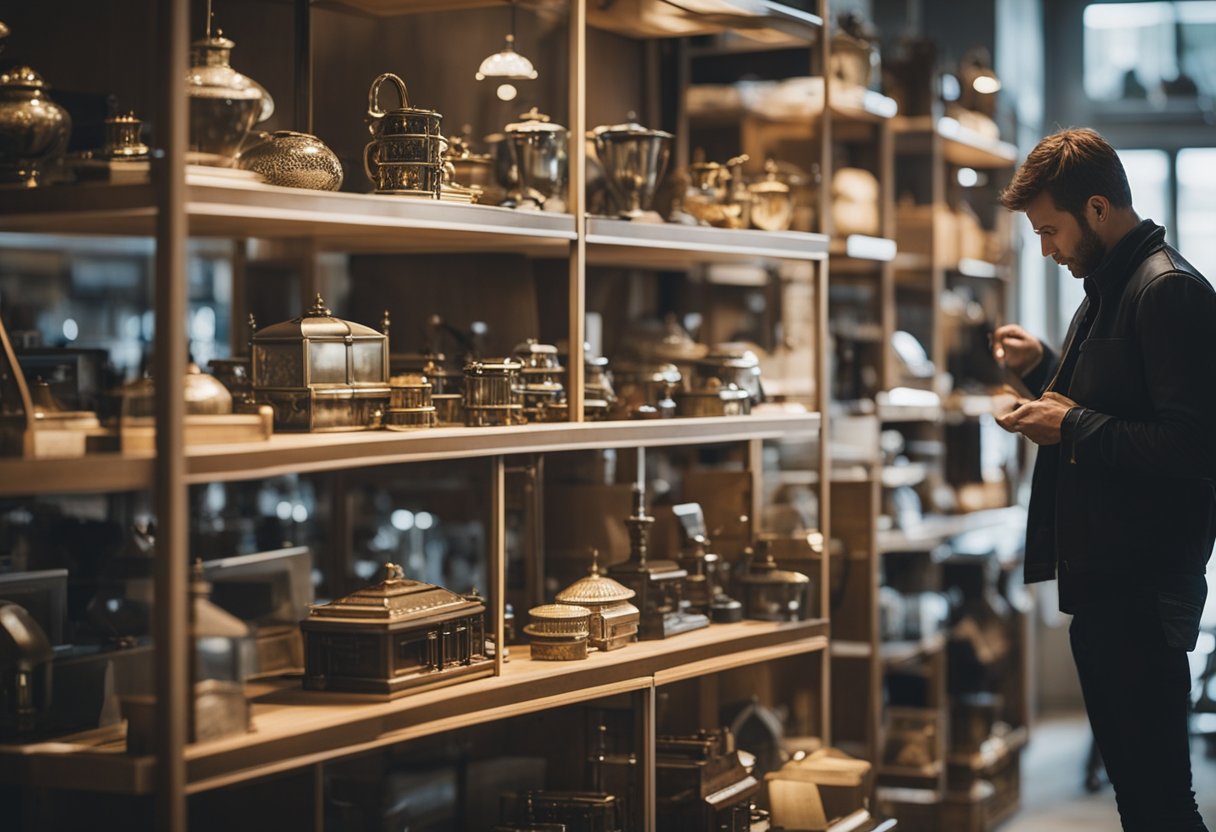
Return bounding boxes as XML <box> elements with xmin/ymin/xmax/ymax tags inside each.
<box><xmin>491</xmin><ymin>455</ymin><xmax>506</xmax><ymax>677</ymax></box>
<box><xmin>152</xmin><ymin>0</ymin><xmax>190</xmax><ymax>828</ymax></box>
<box><xmin>816</xmin><ymin>0</ymin><xmax>833</xmax><ymax>750</ymax></box>
<box><xmin>567</xmin><ymin>0</ymin><xmax>587</xmax><ymax>422</ymax></box>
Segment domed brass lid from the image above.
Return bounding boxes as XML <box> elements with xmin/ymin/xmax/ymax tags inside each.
<box><xmin>0</xmin><ymin>66</ymin><xmax>47</xmax><ymax>90</ymax></box>
<box><xmin>556</xmin><ymin>551</ymin><xmax>636</xmax><ymax>607</ymax></box>
<box><xmin>253</xmin><ymin>294</ymin><xmax>386</xmax><ymax>342</ymax></box>
<box><xmin>524</xmin><ymin>603</ymin><xmax>591</xmax><ymax>639</ymax></box>
<box><xmin>308</xmin><ymin>563</ymin><xmax>482</xmax><ymax>622</ymax></box>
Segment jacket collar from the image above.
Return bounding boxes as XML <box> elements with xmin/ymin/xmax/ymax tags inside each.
<box><xmin>1084</xmin><ymin>219</ymin><xmax>1165</xmax><ymax>298</ymax></box>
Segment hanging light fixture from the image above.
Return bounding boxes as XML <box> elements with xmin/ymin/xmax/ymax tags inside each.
<box><xmin>475</xmin><ymin>0</ymin><xmax>539</xmax><ymax>82</ymax></box>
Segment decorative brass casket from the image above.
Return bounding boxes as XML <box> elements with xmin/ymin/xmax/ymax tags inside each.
<box><xmin>555</xmin><ymin>552</ymin><xmax>639</xmax><ymax>651</ymax></box>
<box><xmin>300</xmin><ymin>563</ymin><xmax>491</xmax><ymax>696</ymax></box>
<box><xmin>252</xmin><ymin>295</ymin><xmax>391</xmax><ymax>431</ymax></box>
<box><xmin>524</xmin><ymin>603</ymin><xmax>591</xmax><ymax>661</ymax></box>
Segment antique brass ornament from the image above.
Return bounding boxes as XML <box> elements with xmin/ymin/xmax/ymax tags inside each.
<box><xmin>301</xmin><ymin>562</ymin><xmax>492</xmax><ymax>696</ymax></box>
<box><xmin>524</xmin><ymin>603</ymin><xmax>592</xmax><ymax>661</ymax></box>
<box><xmin>186</xmin><ymin>7</ymin><xmax>274</xmax><ymax>167</ymax></box>
<box><xmin>555</xmin><ymin>550</ymin><xmax>640</xmax><ymax>651</ymax></box>
<box><xmin>251</xmin><ymin>295</ymin><xmax>391</xmax><ymax>432</ymax></box>
<box><xmin>608</xmin><ymin>484</ymin><xmax>710</xmax><ymax>640</ymax></box>
<box><xmin>364</xmin><ymin>72</ymin><xmax>444</xmax><ymax>197</ymax></box>
<box><xmin>737</xmin><ymin>541</ymin><xmax>811</xmax><ymax>622</ymax></box>
<box><xmin>0</xmin><ymin>22</ymin><xmax>71</xmax><ymax>187</ymax></box>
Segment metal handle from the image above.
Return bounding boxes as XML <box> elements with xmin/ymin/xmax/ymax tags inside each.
<box><xmin>367</xmin><ymin>72</ymin><xmax>410</xmax><ymax>119</ymax></box>
<box><xmin>363</xmin><ymin>141</ymin><xmax>378</xmax><ymax>184</ymax></box>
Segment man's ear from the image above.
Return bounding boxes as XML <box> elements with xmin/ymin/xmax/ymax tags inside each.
<box><xmin>1087</xmin><ymin>195</ymin><xmax>1111</xmax><ymax>224</ymax></box>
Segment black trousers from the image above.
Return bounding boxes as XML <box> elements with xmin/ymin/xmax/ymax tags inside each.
<box><xmin>1070</xmin><ymin>592</ymin><xmax>1208</xmax><ymax>831</ymax></box>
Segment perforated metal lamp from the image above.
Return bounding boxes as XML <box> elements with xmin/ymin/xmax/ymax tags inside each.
<box><xmin>475</xmin><ymin>1</ymin><xmax>539</xmax><ymax>81</ymax></box>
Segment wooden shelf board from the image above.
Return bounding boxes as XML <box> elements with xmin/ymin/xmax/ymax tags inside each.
<box><xmin>0</xmin><ymin>416</ymin><xmax>822</xmax><ymax>493</ymax></box>
<box><xmin>832</xmin><ymin>90</ymin><xmax>899</xmax><ymax>123</ymax></box>
<box><xmin>946</xmin><ymin>725</ymin><xmax>1028</xmax><ymax>773</ymax></box>
<box><xmin>880</xmin><ymin>632</ymin><xmax>947</xmax><ymax>667</ymax></box>
<box><xmin>951</xmin><ymin>258</ymin><xmax>1003</xmax><ymax>279</ymax></box>
<box><xmin>876</xmin><ymin>403</ymin><xmax>944</xmax><ymax>424</ymax></box>
<box><xmin>0</xmin><ymin>181</ymin><xmax>577</xmax><ymax>255</ymax></box>
<box><xmin>0</xmin><ymin>619</ymin><xmax>828</xmax><ymax>795</ymax></box>
<box><xmin>185</xmin><ymin>413</ymin><xmax>820</xmax><ymax>484</ymax></box>
<box><xmin>587</xmin><ymin>216</ymin><xmax>829</xmax><ymax>268</ymax></box>
<box><xmin>588</xmin><ymin>0</ymin><xmax>822</xmax><ymax>41</ymax></box>
<box><xmin>686</xmin><ymin>88</ymin><xmax>895</xmax><ymax>133</ymax></box>
<box><xmin>0</xmin><ymin>415</ymin><xmax>819</xmax><ymax>494</ymax></box>
<box><xmin>892</xmin><ymin>252</ymin><xmax>933</xmax><ymax>272</ymax></box>
<box><xmin>892</xmin><ymin>116</ymin><xmax>1018</xmax><ymax>169</ymax></box>
<box><xmin>876</xmin><ymin>507</ymin><xmax>1026</xmax><ymax>554</ymax></box>
<box><xmin>830</xmin><ymin>639</ymin><xmax>873</xmax><ymax>658</ymax></box>
<box><xmin>320</xmin><ymin>0</ymin><xmax>564</xmax><ymax>14</ymax></box>
<box><xmin>829</xmin><ymin>235</ymin><xmax>897</xmax><ymax>263</ymax></box>
<box><xmin>0</xmin><ymin>454</ymin><xmax>154</xmax><ymax>497</ymax></box>
<box><xmin>655</xmin><ymin>629</ymin><xmax>828</xmax><ymax>685</ymax></box>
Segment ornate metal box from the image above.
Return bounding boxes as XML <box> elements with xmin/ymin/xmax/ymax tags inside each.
<box><xmin>252</xmin><ymin>295</ymin><xmax>391</xmax><ymax>432</ymax></box>
<box><xmin>656</xmin><ymin>728</ymin><xmax>761</xmax><ymax>831</ymax></box>
<box><xmin>555</xmin><ymin>553</ymin><xmax>639</xmax><ymax>651</ymax></box>
<box><xmin>300</xmin><ymin>563</ymin><xmax>492</xmax><ymax>696</ymax></box>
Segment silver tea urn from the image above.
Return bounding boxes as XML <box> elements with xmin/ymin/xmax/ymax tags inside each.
<box><xmin>590</xmin><ymin>117</ymin><xmax>672</xmax><ymax>219</ymax></box>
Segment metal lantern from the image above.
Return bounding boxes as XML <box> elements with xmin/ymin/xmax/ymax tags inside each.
<box><xmin>251</xmin><ymin>295</ymin><xmax>391</xmax><ymax>431</ymax></box>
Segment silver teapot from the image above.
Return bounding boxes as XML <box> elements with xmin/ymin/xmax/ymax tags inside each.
<box><xmin>239</xmin><ymin>130</ymin><xmax>343</xmax><ymax>191</ymax></box>
<box><xmin>0</xmin><ymin>24</ymin><xmax>71</xmax><ymax>188</ymax></box>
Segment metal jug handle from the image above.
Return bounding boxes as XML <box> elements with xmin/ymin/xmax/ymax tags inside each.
<box><xmin>363</xmin><ymin>141</ymin><xmax>379</xmax><ymax>186</ymax></box>
<box><xmin>368</xmin><ymin>73</ymin><xmax>410</xmax><ymax>120</ymax></box>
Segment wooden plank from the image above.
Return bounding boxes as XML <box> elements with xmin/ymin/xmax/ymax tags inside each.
<box><xmin>187</xmin><ymin>676</ymin><xmax>652</xmax><ymax>794</ymax></box>
<box><xmin>0</xmin><ymin>182</ymin><xmax>577</xmax><ymax>255</ymax></box>
<box><xmin>183</xmin><ymin>414</ymin><xmax>822</xmax><ymax>483</ymax></box>
<box><xmin>654</xmin><ymin>634</ymin><xmax>828</xmax><ymax>685</ymax></box>
<box><xmin>0</xmin><ymin>454</ymin><xmax>154</xmax><ymax>496</ymax></box>
<box><xmin>0</xmin><ymin>618</ymin><xmax>829</xmax><ymax>795</ymax></box>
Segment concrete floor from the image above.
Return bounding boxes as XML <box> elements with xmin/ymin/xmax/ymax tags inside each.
<box><xmin>1003</xmin><ymin>711</ymin><xmax>1216</xmax><ymax>831</ymax></box>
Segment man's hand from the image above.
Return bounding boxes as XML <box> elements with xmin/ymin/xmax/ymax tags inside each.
<box><xmin>993</xmin><ymin>324</ymin><xmax>1045</xmax><ymax>376</ymax></box>
<box><xmin>995</xmin><ymin>391</ymin><xmax>1077</xmax><ymax>446</ymax></box>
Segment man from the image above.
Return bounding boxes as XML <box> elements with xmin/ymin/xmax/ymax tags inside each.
<box><xmin>995</xmin><ymin>127</ymin><xmax>1215</xmax><ymax>831</ymax></box>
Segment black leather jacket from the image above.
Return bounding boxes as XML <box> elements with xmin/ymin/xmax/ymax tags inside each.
<box><xmin>1021</xmin><ymin>220</ymin><xmax>1216</xmax><ymax>646</ymax></box>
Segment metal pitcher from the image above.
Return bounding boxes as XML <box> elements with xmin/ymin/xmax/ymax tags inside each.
<box><xmin>364</xmin><ymin>73</ymin><xmax>444</xmax><ymax>197</ymax></box>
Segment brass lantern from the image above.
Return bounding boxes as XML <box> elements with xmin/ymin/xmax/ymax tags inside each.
<box><xmin>251</xmin><ymin>295</ymin><xmax>391</xmax><ymax>432</ymax></box>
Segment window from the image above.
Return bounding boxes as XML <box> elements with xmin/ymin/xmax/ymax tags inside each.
<box><xmin>1177</xmin><ymin>148</ymin><xmax>1216</xmax><ymax>282</ymax></box>
<box><xmin>1120</xmin><ymin>149</ymin><xmax>1171</xmax><ymax>230</ymax></box>
<box><xmin>1084</xmin><ymin>1</ymin><xmax>1216</xmax><ymax>103</ymax></box>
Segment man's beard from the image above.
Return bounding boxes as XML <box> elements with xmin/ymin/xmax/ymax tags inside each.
<box><xmin>1073</xmin><ymin>215</ymin><xmax>1107</xmax><ymax>276</ymax></box>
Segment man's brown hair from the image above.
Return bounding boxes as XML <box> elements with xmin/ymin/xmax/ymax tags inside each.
<box><xmin>999</xmin><ymin>128</ymin><xmax>1132</xmax><ymax>219</ymax></box>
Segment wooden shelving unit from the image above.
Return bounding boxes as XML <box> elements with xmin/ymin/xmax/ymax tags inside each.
<box><xmin>0</xmin><ymin>1</ymin><xmax>850</xmax><ymax>830</ymax></box>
